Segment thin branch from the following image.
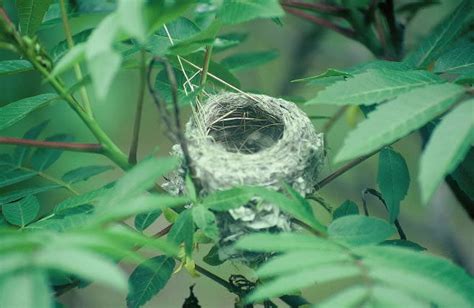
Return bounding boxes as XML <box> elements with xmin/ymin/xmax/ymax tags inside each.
<box><xmin>129</xmin><ymin>50</ymin><xmax>147</xmax><ymax>164</ymax></box>
<box><xmin>380</xmin><ymin>0</ymin><xmax>403</xmax><ymax>59</ymax></box>
<box><xmin>322</xmin><ymin>105</ymin><xmax>348</xmax><ymax>134</ymax></box>
<box><xmin>315</xmin><ymin>149</ymin><xmax>380</xmax><ymax>190</ymax></box>
<box><xmin>283</xmin><ymin>6</ymin><xmax>357</xmax><ymax>39</ymax></box>
<box><xmin>0</xmin><ymin>137</ymin><xmax>103</xmax><ymax>153</ymax></box>
<box><xmin>281</xmin><ymin>0</ymin><xmax>349</xmax><ymax>16</ymax></box>
<box><xmin>200</xmin><ymin>45</ymin><xmax>213</xmax><ymax>87</ymax></box>
<box><xmin>59</xmin><ymin>0</ymin><xmax>93</xmax><ymax>116</ymax></box>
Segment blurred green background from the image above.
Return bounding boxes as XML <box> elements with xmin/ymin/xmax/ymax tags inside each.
<box><xmin>1</xmin><ymin>0</ymin><xmax>472</xmax><ymax>307</ymax></box>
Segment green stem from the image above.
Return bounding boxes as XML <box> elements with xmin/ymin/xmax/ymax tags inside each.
<box><xmin>200</xmin><ymin>45</ymin><xmax>213</xmax><ymax>86</ymax></box>
<box><xmin>33</xmin><ymin>63</ymin><xmax>130</xmax><ymax>170</ymax></box>
<box><xmin>59</xmin><ymin>0</ymin><xmax>93</xmax><ymax>116</ymax></box>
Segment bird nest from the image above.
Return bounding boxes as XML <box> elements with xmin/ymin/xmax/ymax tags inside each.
<box><xmin>163</xmin><ymin>92</ymin><xmax>325</xmax><ymax>260</ymax></box>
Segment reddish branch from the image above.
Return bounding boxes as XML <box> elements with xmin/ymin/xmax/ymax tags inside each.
<box><xmin>283</xmin><ymin>7</ymin><xmax>356</xmax><ymax>39</ymax></box>
<box><xmin>0</xmin><ymin>137</ymin><xmax>103</xmax><ymax>153</ymax></box>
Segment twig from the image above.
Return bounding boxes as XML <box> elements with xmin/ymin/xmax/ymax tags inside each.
<box><xmin>380</xmin><ymin>0</ymin><xmax>403</xmax><ymax>59</ymax></box>
<box><xmin>153</xmin><ymin>224</ymin><xmax>173</xmax><ymax>238</ymax></box>
<box><xmin>281</xmin><ymin>0</ymin><xmax>348</xmax><ymax>16</ymax></box>
<box><xmin>322</xmin><ymin>105</ymin><xmax>348</xmax><ymax>134</ymax></box>
<box><xmin>361</xmin><ymin>188</ymin><xmax>407</xmax><ymax>240</ymax></box>
<box><xmin>128</xmin><ymin>50</ymin><xmax>147</xmax><ymax>164</ymax></box>
<box><xmin>315</xmin><ymin>149</ymin><xmax>380</xmax><ymax>190</ymax></box>
<box><xmin>200</xmin><ymin>45</ymin><xmax>213</xmax><ymax>87</ymax></box>
<box><xmin>0</xmin><ymin>137</ymin><xmax>102</xmax><ymax>153</ymax></box>
<box><xmin>283</xmin><ymin>7</ymin><xmax>356</xmax><ymax>39</ymax></box>
<box><xmin>59</xmin><ymin>0</ymin><xmax>93</xmax><ymax>116</ymax></box>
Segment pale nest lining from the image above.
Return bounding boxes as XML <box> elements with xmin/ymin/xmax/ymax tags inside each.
<box><xmin>164</xmin><ymin>92</ymin><xmax>325</xmax><ymax>258</ymax></box>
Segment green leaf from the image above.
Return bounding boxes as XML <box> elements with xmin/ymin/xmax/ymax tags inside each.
<box><xmin>221</xmin><ymin>50</ymin><xmax>278</xmax><ymax>71</ymax></box>
<box><xmin>134</xmin><ymin>210</ymin><xmax>162</xmax><ymax>232</ymax></box>
<box><xmin>256</xmin><ymin>250</ymin><xmax>351</xmax><ymax>278</ymax></box>
<box><xmin>0</xmin><ymin>270</ymin><xmax>52</xmax><ymax>308</ymax></box>
<box><xmin>13</xmin><ymin>120</ymin><xmax>49</xmax><ymax>165</ymax></box>
<box><xmin>203</xmin><ymin>245</ymin><xmax>225</xmax><ymax>266</ymax></box>
<box><xmin>358</xmin><ymin>245</ymin><xmax>474</xmax><ymax>305</ymax></box>
<box><xmin>192</xmin><ymin>205</ymin><xmax>219</xmax><ymax>241</ymax></box>
<box><xmin>16</xmin><ymin>0</ymin><xmax>53</xmax><ymax>36</ymax></box>
<box><xmin>213</xmin><ymin>32</ymin><xmax>248</xmax><ymax>52</ymax></box>
<box><xmin>306</xmin><ymin>69</ymin><xmax>441</xmax><ymax>105</ymax></box>
<box><xmin>27</xmin><ymin>212</ymin><xmax>92</xmax><ymax>232</ymax></box>
<box><xmin>50</xmin><ymin>29</ymin><xmax>92</xmax><ymax>62</ymax></box>
<box><xmin>1</xmin><ymin>195</ymin><xmax>40</xmax><ymax>227</ymax></box>
<box><xmin>51</xmin><ymin>43</ymin><xmax>86</xmax><ymax>76</ymax></box>
<box><xmin>333</xmin><ymin>200</ymin><xmax>359</xmax><ymax>220</ymax></box>
<box><xmin>144</xmin><ymin>0</ymin><xmax>194</xmax><ymax>35</ymax></box>
<box><xmin>0</xmin><ymin>169</ymin><xmax>36</xmax><ymax>189</ymax></box>
<box><xmin>95</xmin><ymin>195</ymin><xmax>190</xmax><ymax>225</ymax></box>
<box><xmin>335</xmin><ymin>83</ymin><xmax>465</xmax><ymax>163</ymax></box>
<box><xmin>31</xmin><ymin>134</ymin><xmax>73</xmax><ymax>171</ymax></box>
<box><xmin>127</xmin><ymin>256</ymin><xmax>175</xmax><ymax>308</ymax></box>
<box><xmin>328</xmin><ymin>215</ymin><xmax>396</xmax><ymax>245</ymax></box>
<box><xmin>235</xmin><ymin>233</ymin><xmax>342</xmax><ymax>252</ymax></box>
<box><xmin>168</xmin><ymin>209</ymin><xmax>194</xmax><ymax>255</ymax></box>
<box><xmin>404</xmin><ymin>0</ymin><xmax>473</xmax><ymax>68</ymax></box>
<box><xmin>419</xmin><ymin>99</ymin><xmax>474</xmax><ymax>203</ymax></box>
<box><xmin>202</xmin><ymin>187</ymin><xmax>255</xmax><ymax>211</ymax></box>
<box><xmin>434</xmin><ymin>43</ymin><xmax>474</xmax><ymax>74</ymax></box>
<box><xmin>61</xmin><ymin>165</ymin><xmax>113</xmax><ymax>184</ymax></box>
<box><xmin>0</xmin><ymin>185</ymin><xmax>59</xmax><ymax>205</ymax></box>
<box><xmin>247</xmin><ymin>264</ymin><xmax>360</xmax><ymax>302</ymax></box>
<box><xmin>54</xmin><ymin>184</ymin><xmax>112</xmax><ymax>214</ymax></box>
<box><xmin>0</xmin><ymin>94</ymin><xmax>59</xmax><ymax>131</ymax></box>
<box><xmin>168</xmin><ymin>20</ymin><xmax>221</xmax><ymax>55</ymax></box>
<box><xmin>318</xmin><ymin>286</ymin><xmax>368</xmax><ymax>308</ymax></box>
<box><xmin>217</xmin><ymin>0</ymin><xmax>284</xmax><ymax>25</ymax></box>
<box><xmin>35</xmin><ymin>248</ymin><xmax>128</xmax><ymax>292</ymax></box>
<box><xmin>102</xmin><ymin>156</ymin><xmax>179</xmax><ymax>205</ymax></box>
<box><xmin>85</xmin><ymin>14</ymin><xmax>121</xmax><ymax>100</ymax></box>
<box><xmin>292</xmin><ymin>68</ymin><xmax>352</xmax><ymax>83</ymax></box>
<box><xmin>117</xmin><ymin>0</ymin><xmax>146</xmax><ymax>43</ymax></box>
<box><xmin>381</xmin><ymin>239</ymin><xmax>426</xmax><ymax>251</ymax></box>
<box><xmin>377</xmin><ymin>147</ymin><xmax>410</xmax><ymax>222</ymax></box>
<box><xmin>0</xmin><ymin>60</ymin><xmax>33</xmax><ymax>75</ymax></box>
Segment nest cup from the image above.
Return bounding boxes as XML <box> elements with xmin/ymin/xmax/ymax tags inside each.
<box><xmin>165</xmin><ymin>92</ymin><xmax>325</xmax><ymax>259</ymax></box>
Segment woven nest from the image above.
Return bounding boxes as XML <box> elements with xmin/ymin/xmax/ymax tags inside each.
<box><xmin>164</xmin><ymin>92</ymin><xmax>325</xmax><ymax>259</ymax></box>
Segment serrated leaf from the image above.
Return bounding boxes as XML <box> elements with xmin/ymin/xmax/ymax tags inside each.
<box><xmin>2</xmin><ymin>195</ymin><xmax>40</xmax><ymax>227</ymax></box>
<box><xmin>306</xmin><ymin>69</ymin><xmax>441</xmax><ymax>105</ymax></box>
<box><xmin>192</xmin><ymin>205</ymin><xmax>218</xmax><ymax>241</ymax></box>
<box><xmin>50</xmin><ymin>29</ymin><xmax>92</xmax><ymax>61</ymax></box>
<box><xmin>221</xmin><ymin>50</ymin><xmax>278</xmax><ymax>71</ymax></box>
<box><xmin>168</xmin><ymin>20</ymin><xmax>221</xmax><ymax>56</ymax></box>
<box><xmin>335</xmin><ymin>83</ymin><xmax>465</xmax><ymax>163</ymax></box>
<box><xmin>61</xmin><ymin>165</ymin><xmax>113</xmax><ymax>184</ymax></box>
<box><xmin>235</xmin><ymin>233</ymin><xmax>342</xmax><ymax>252</ymax></box>
<box><xmin>134</xmin><ymin>210</ymin><xmax>162</xmax><ymax>232</ymax></box>
<box><xmin>127</xmin><ymin>256</ymin><xmax>175</xmax><ymax>308</ymax></box>
<box><xmin>202</xmin><ymin>187</ymin><xmax>255</xmax><ymax>211</ymax></box>
<box><xmin>419</xmin><ymin>99</ymin><xmax>474</xmax><ymax>203</ymax></box>
<box><xmin>377</xmin><ymin>148</ymin><xmax>410</xmax><ymax>222</ymax></box>
<box><xmin>0</xmin><ymin>94</ymin><xmax>59</xmax><ymax>131</ymax></box>
<box><xmin>256</xmin><ymin>250</ymin><xmax>351</xmax><ymax>278</ymax></box>
<box><xmin>35</xmin><ymin>248</ymin><xmax>128</xmax><ymax>292</ymax></box>
<box><xmin>0</xmin><ymin>60</ymin><xmax>33</xmax><ymax>75</ymax></box>
<box><xmin>404</xmin><ymin>0</ymin><xmax>473</xmax><ymax>68</ymax></box>
<box><xmin>247</xmin><ymin>264</ymin><xmax>360</xmax><ymax>302</ymax></box>
<box><xmin>0</xmin><ymin>185</ymin><xmax>60</xmax><ymax>205</ymax></box>
<box><xmin>54</xmin><ymin>184</ymin><xmax>112</xmax><ymax>214</ymax></box>
<box><xmin>168</xmin><ymin>209</ymin><xmax>194</xmax><ymax>255</ymax></box>
<box><xmin>13</xmin><ymin>121</ymin><xmax>49</xmax><ymax>165</ymax></box>
<box><xmin>434</xmin><ymin>43</ymin><xmax>474</xmax><ymax>74</ymax></box>
<box><xmin>333</xmin><ymin>200</ymin><xmax>359</xmax><ymax>220</ymax></box>
<box><xmin>31</xmin><ymin>134</ymin><xmax>73</xmax><ymax>171</ymax></box>
<box><xmin>0</xmin><ymin>270</ymin><xmax>52</xmax><ymax>308</ymax></box>
<box><xmin>27</xmin><ymin>212</ymin><xmax>92</xmax><ymax>231</ymax></box>
<box><xmin>102</xmin><ymin>156</ymin><xmax>179</xmax><ymax>205</ymax></box>
<box><xmin>217</xmin><ymin>0</ymin><xmax>284</xmax><ymax>25</ymax></box>
<box><xmin>16</xmin><ymin>0</ymin><xmax>54</xmax><ymax>36</ymax></box>
<box><xmin>328</xmin><ymin>215</ymin><xmax>396</xmax><ymax>245</ymax></box>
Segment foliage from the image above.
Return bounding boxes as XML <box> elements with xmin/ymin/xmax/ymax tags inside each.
<box><xmin>0</xmin><ymin>0</ymin><xmax>473</xmax><ymax>307</ymax></box>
